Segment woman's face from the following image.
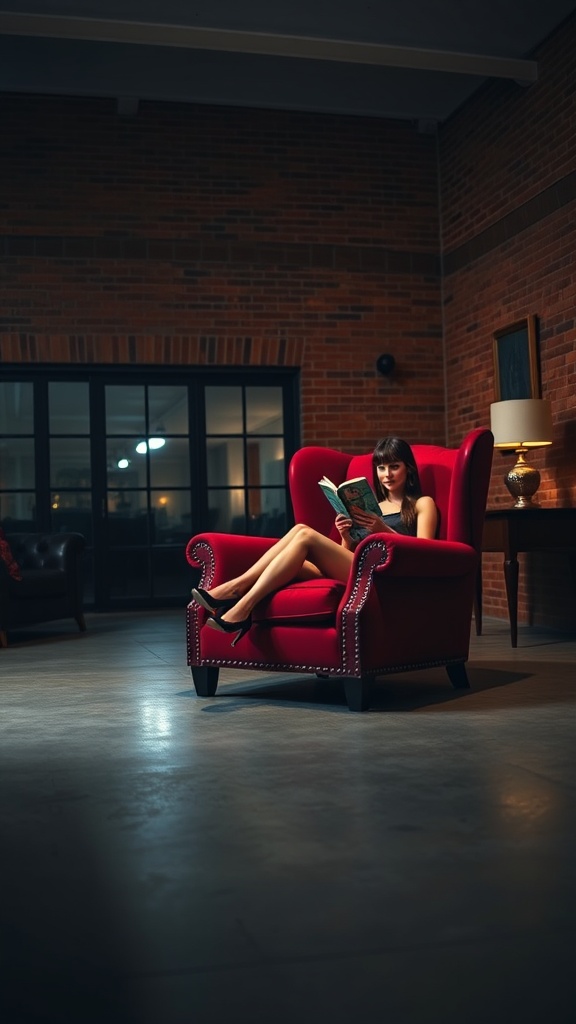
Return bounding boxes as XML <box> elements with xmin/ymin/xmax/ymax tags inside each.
<box><xmin>376</xmin><ymin>459</ymin><xmax>407</xmax><ymax>495</ymax></box>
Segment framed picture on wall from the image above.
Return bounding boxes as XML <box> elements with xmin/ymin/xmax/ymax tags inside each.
<box><xmin>493</xmin><ymin>315</ymin><xmax>540</xmax><ymax>401</ymax></box>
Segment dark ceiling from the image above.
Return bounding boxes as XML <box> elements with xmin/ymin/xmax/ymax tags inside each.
<box><xmin>0</xmin><ymin>1</ymin><xmax>575</xmax><ymax>122</ymax></box>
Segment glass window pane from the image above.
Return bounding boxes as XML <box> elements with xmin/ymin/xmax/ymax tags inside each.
<box><xmin>148</xmin><ymin>386</ymin><xmax>188</xmax><ymax>434</ymax></box>
<box><xmin>50</xmin><ymin>439</ymin><xmax>91</xmax><ymax>488</ymax></box>
<box><xmin>107</xmin><ymin>440</ymin><xmax>147</xmax><ymax>488</ymax></box>
<box><xmin>107</xmin><ymin>488</ymin><xmax>148</xmax><ymax>517</ymax></box>
<box><xmin>107</xmin><ymin>492</ymin><xmax>150</xmax><ymax>546</ymax></box>
<box><xmin>152</xmin><ymin>547</ymin><xmax>190</xmax><ymax>598</ymax></box>
<box><xmin>246</xmin><ymin>386</ymin><xmax>283</xmax><ymax>434</ymax></box>
<box><xmin>207</xmin><ymin>489</ymin><xmax>245</xmax><ymax>533</ymax></box>
<box><xmin>106</xmin><ymin>385</ymin><xmax>146</xmax><ymax>434</ymax></box>
<box><xmin>152</xmin><ymin>490</ymin><xmax>191</xmax><ymax>545</ymax></box>
<box><xmin>49</xmin><ymin>382</ymin><xmax>90</xmax><ymax>434</ymax></box>
<box><xmin>0</xmin><ymin>438</ymin><xmax>35</xmax><ymax>488</ymax></box>
<box><xmin>82</xmin><ymin>554</ymin><xmax>94</xmax><ymax>606</ymax></box>
<box><xmin>249</xmin><ymin>489</ymin><xmax>287</xmax><ymax>536</ymax></box>
<box><xmin>149</xmin><ymin>438</ymin><xmax>190</xmax><ymax>488</ymax></box>
<box><xmin>0</xmin><ymin>493</ymin><xmax>36</xmax><ymax>531</ymax></box>
<box><xmin>108</xmin><ymin>550</ymin><xmax>149</xmax><ymax>598</ymax></box>
<box><xmin>0</xmin><ymin>382</ymin><xmax>34</xmax><ymax>434</ymax></box>
<box><xmin>205</xmin><ymin>386</ymin><xmax>242</xmax><ymax>435</ymax></box>
<box><xmin>246</xmin><ymin>438</ymin><xmax>285</xmax><ymax>487</ymax></box>
<box><xmin>206</xmin><ymin>438</ymin><xmax>244</xmax><ymax>487</ymax></box>
<box><xmin>51</xmin><ymin>496</ymin><xmax>93</xmax><ymax>541</ymax></box>
<box><xmin>246</xmin><ymin>489</ymin><xmax>286</xmax><ymax>534</ymax></box>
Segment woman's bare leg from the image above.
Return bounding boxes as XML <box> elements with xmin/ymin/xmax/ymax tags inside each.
<box><xmin>217</xmin><ymin>526</ymin><xmax>353</xmax><ymax>624</ymax></box>
<box><xmin>207</xmin><ymin>525</ymin><xmax>320</xmax><ymax>602</ymax></box>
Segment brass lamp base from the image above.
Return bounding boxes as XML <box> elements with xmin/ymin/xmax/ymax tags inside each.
<box><xmin>504</xmin><ymin>449</ymin><xmax>541</xmax><ymax>508</ymax></box>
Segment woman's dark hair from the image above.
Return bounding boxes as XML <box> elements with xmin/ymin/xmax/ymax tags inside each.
<box><xmin>372</xmin><ymin>437</ymin><xmax>422</xmax><ymax>531</ymax></box>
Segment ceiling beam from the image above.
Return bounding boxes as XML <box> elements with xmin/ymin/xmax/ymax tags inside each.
<box><xmin>0</xmin><ymin>12</ymin><xmax>538</xmax><ymax>81</ymax></box>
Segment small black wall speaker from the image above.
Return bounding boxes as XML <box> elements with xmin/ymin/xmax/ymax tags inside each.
<box><xmin>376</xmin><ymin>353</ymin><xmax>396</xmax><ymax>376</ymax></box>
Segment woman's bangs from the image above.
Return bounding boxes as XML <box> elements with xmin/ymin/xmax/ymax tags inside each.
<box><xmin>373</xmin><ymin>441</ymin><xmax>400</xmax><ymax>465</ymax></box>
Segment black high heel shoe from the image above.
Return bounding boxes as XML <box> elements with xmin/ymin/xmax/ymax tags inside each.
<box><xmin>191</xmin><ymin>587</ymin><xmax>238</xmax><ymax>614</ymax></box>
<box><xmin>205</xmin><ymin>612</ymin><xmax>252</xmax><ymax>647</ymax></box>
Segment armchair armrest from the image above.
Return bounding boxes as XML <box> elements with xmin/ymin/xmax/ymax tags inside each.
<box><xmin>369</xmin><ymin>535</ymin><xmax>478</xmax><ymax>579</ymax></box>
<box><xmin>186</xmin><ymin>533</ymin><xmax>278</xmax><ymax>589</ymax></box>
<box><xmin>335</xmin><ymin>534</ymin><xmax>480</xmax><ymax>677</ymax></box>
<box><xmin>337</xmin><ymin>534</ymin><xmax>477</xmax><ymax>609</ymax></box>
<box><xmin>7</xmin><ymin>532</ymin><xmax>86</xmax><ymax>574</ymax></box>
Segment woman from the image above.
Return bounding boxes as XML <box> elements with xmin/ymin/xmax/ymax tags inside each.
<box><xmin>191</xmin><ymin>437</ymin><xmax>437</xmax><ymax>646</ymax></box>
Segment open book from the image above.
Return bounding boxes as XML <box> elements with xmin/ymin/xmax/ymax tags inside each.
<box><xmin>318</xmin><ymin>475</ymin><xmax>382</xmax><ymax>541</ymax></box>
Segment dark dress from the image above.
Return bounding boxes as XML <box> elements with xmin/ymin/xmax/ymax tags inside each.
<box><xmin>379</xmin><ymin>511</ymin><xmax>417</xmax><ymax>537</ymax></box>
<box><xmin>355</xmin><ymin>511</ymin><xmax>417</xmax><ymax>540</ymax></box>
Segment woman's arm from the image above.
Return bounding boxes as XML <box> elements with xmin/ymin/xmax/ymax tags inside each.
<box><xmin>348</xmin><ymin>506</ymin><xmax>397</xmax><ymax>535</ymax></box>
<box><xmin>415</xmin><ymin>496</ymin><xmax>438</xmax><ymax>538</ymax></box>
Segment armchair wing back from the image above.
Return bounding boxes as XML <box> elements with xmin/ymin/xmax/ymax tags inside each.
<box><xmin>289</xmin><ymin>431</ymin><xmax>486</xmax><ymax>548</ymax></box>
<box><xmin>185</xmin><ymin>428</ymin><xmax>493</xmax><ymax>711</ymax></box>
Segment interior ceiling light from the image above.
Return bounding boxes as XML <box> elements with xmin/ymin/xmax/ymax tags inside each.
<box><xmin>136</xmin><ymin>438</ymin><xmax>166</xmax><ymax>454</ymax></box>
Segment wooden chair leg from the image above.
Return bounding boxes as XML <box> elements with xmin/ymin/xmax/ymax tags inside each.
<box><xmin>343</xmin><ymin>676</ymin><xmax>372</xmax><ymax>712</ymax></box>
<box><xmin>76</xmin><ymin>614</ymin><xmax>87</xmax><ymax>632</ymax></box>
<box><xmin>446</xmin><ymin>662</ymin><xmax>470</xmax><ymax>689</ymax></box>
<box><xmin>191</xmin><ymin>665</ymin><xmax>219</xmax><ymax>697</ymax></box>
<box><xmin>0</xmin><ymin>630</ymin><xmax>8</xmax><ymax>648</ymax></box>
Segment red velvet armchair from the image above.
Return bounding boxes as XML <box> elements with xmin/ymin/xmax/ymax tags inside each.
<box><xmin>185</xmin><ymin>428</ymin><xmax>493</xmax><ymax>711</ymax></box>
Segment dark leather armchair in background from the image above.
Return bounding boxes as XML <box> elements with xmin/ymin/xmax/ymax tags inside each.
<box><xmin>185</xmin><ymin>428</ymin><xmax>493</xmax><ymax>711</ymax></box>
<box><xmin>0</xmin><ymin>533</ymin><xmax>86</xmax><ymax>648</ymax></box>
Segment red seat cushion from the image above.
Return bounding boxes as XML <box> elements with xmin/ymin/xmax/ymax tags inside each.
<box><xmin>253</xmin><ymin>578</ymin><xmax>345</xmax><ymax>624</ymax></box>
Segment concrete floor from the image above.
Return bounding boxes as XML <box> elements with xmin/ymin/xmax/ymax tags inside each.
<box><xmin>1</xmin><ymin>610</ymin><xmax>575</xmax><ymax>1024</ymax></box>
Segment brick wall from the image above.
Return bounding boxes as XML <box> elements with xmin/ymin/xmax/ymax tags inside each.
<box><xmin>0</xmin><ymin>97</ymin><xmax>443</xmax><ymax>452</ymax></box>
<box><xmin>439</xmin><ymin>12</ymin><xmax>576</xmax><ymax>630</ymax></box>
<box><xmin>1</xmin><ymin>9</ymin><xmax>575</xmax><ymax>631</ymax></box>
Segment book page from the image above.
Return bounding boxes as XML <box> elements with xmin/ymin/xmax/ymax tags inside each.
<box><xmin>318</xmin><ymin>481</ymin><xmax>348</xmax><ymax>518</ymax></box>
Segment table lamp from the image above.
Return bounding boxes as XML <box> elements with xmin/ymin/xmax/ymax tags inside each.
<box><xmin>490</xmin><ymin>398</ymin><xmax>553</xmax><ymax>508</ymax></box>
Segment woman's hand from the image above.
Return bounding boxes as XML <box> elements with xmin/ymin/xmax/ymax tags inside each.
<box><xmin>350</xmin><ymin>506</ymin><xmax>391</xmax><ymax>534</ymax></box>
<box><xmin>335</xmin><ymin>513</ymin><xmax>356</xmax><ymax>550</ymax></box>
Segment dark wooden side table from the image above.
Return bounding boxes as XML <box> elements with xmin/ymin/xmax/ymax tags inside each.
<box><xmin>475</xmin><ymin>507</ymin><xmax>576</xmax><ymax>647</ymax></box>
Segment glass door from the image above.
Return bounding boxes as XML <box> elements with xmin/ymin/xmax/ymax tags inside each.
<box><xmin>0</xmin><ymin>380</ymin><xmax>36</xmax><ymax>530</ymax></box>
<box><xmin>204</xmin><ymin>384</ymin><xmax>288</xmax><ymax>536</ymax></box>
<box><xmin>102</xmin><ymin>382</ymin><xmax>192</xmax><ymax>603</ymax></box>
<box><xmin>0</xmin><ymin>369</ymin><xmax>299</xmax><ymax>611</ymax></box>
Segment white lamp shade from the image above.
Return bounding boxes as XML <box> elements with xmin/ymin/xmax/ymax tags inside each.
<box><xmin>490</xmin><ymin>398</ymin><xmax>553</xmax><ymax>449</ymax></box>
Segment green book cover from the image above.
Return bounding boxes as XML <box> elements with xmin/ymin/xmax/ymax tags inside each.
<box><xmin>318</xmin><ymin>475</ymin><xmax>382</xmax><ymax>541</ymax></box>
